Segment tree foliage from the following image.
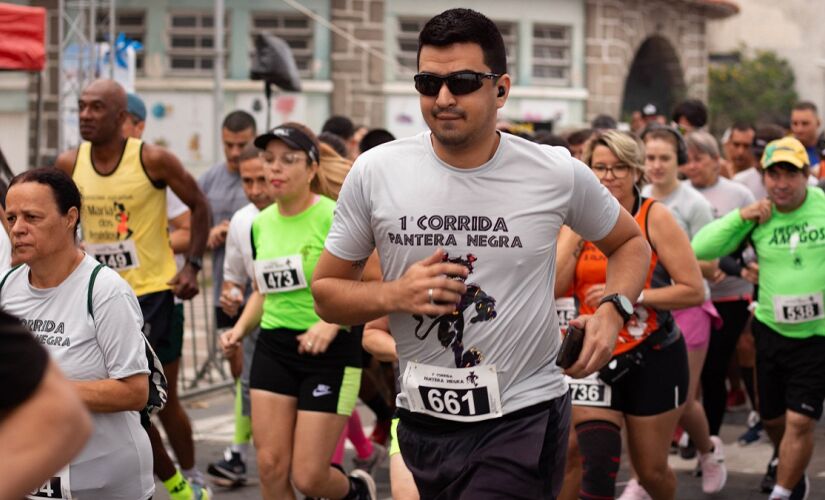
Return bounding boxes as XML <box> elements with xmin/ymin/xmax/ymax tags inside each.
<box><xmin>709</xmin><ymin>50</ymin><xmax>798</xmax><ymax>135</ymax></box>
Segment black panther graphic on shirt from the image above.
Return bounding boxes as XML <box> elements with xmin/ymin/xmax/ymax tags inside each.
<box><xmin>413</xmin><ymin>253</ymin><xmax>498</xmax><ymax>368</ymax></box>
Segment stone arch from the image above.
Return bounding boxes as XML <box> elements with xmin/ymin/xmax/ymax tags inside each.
<box><xmin>621</xmin><ymin>35</ymin><xmax>686</xmax><ymax>120</ymax></box>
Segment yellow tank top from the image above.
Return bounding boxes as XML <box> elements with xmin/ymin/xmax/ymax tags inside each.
<box><xmin>72</xmin><ymin>138</ymin><xmax>177</xmax><ymax>296</ymax></box>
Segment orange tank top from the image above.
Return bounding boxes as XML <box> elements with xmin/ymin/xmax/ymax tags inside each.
<box><xmin>573</xmin><ymin>198</ymin><xmax>660</xmax><ymax>356</ymax></box>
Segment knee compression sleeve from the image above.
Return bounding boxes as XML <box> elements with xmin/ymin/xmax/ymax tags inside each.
<box><xmin>576</xmin><ymin>420</ymin><xmax>622</xmax><ymax>500</ymax></box>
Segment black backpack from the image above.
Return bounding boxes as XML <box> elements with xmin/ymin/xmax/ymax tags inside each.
<box><xmin>0</xmin><ymin>263</ymin><xmax>168</xmax><ymax>429</ymax></box>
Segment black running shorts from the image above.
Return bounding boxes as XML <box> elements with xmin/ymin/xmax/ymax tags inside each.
<box><xmin>753</xmin><ymin>317</ymin><xmax>825</xmax><ymax>421</ymax></box>
<box><xmin>249</xmin><ymin>327</ymin><xmax>363</xmax><ymax>415</ymax></box>
<box><xmin>138</xmin><ymin>290</ymin><xmax>177</xmax><ymax>365</ymax></box>
<box><xmin>571</xmin><ymin>335</ymin><xmax>689</xmax><ymax>416</ymax></box>
<box><xmin>396</xmin><ymin>394</ymin><xmax>571</xmax><ymax>499</ymax></box>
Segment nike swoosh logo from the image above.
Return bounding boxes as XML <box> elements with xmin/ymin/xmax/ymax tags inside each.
<box><xmin>313</xmin><ymin>388</ymin><xmax>332</xmax><ymax>397</ymax></box>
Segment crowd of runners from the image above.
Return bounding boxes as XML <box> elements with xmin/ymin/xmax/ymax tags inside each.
<box><xmin>2</xmin><ymin>6</ymin><xmax>825</xmax><ymax>500</ymax></box>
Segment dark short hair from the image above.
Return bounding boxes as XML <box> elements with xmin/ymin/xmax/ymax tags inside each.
<box><xmin>730</xmin><ymin>121</ymin><xmax>755</xmax><ymax>134</ymax></box>
<box><xmin>590</xmin><ymin>114</ymin><xmax>617</xmax><ymax>130</ymax></box>
<box><xmin>318</xmin><ymin>131</ymin><xmax>349</xmax><ymax>157</ymax></box>
<box><xmin>566</xmin><ymin>128</ymin><xmax>594</xmax><ymax>146</ymax></box>
<box><xmin>237</xmin><ymin>144</ymin><xmax>261</xmax><ymax>164</ymax></box>
<box><xmin>321</xmin><ymin>115</ymin><xmax>355</xmax><ymax>140</ymax></box>
<box><xmin>671</xmin><ymin>99</ymin><xmax>708</xmax><ymax>128</ymax></box>
<box><xmin>753</xmin><ymin>123</ymin><xmax>786</xmax><ymax>157</ymax></box>
<box><xmin>534</xmin><ymin>132</ymin><xmax>570</xmax><ymax>149</ymax></box>
<box><xmin>359</xmin><ymin>128</ymin><xmax>396</xmax><ymax>153</ymax></box>
<box><xmin>793</xmin><ymin>101</ymin><xmax>819</xmax><ymax>114</ymax></box>
<box><xmin>222</xmin><ymin>110</ymin><xmax>257</xmax><ymax>134</ymax></box>
<box><xmin>9</xmin><ymin>168</ymin><xmax>82</xmax><ymax>234</ymax></box>
<box><xmin>417</xmin><ymin>8</ymin><xmax>507</xmax><ymax>75</ymax></box>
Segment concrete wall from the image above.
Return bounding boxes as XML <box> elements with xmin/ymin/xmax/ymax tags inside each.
<box><xmin>706</xmin><ymin>0</ymin><xmax>825</xmax><ymax>116</ymax></box>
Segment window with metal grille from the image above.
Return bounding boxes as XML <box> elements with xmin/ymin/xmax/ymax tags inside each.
<box><xmin>396</xmin><ymin>17</ymin><xmax>517</xmax><ymax>82</ymax></box>
<box><xmin>532</xmin><ymin>24</ymin><xmax>571</xmax><ymax>86</ymax></box>
<box><xmin>250</xmin><ymin>12</ymin><xmax>314</xmax><ymax>79</ymax></box>
<box><xmin>95</xmin><ymin>9</ymin><xmax>146</xmax><ymax>73</ymax></box>
<box><xmin>167</xmin><ymin>11</ymin><xmax>229</xmax><ymax>75</ymax></box>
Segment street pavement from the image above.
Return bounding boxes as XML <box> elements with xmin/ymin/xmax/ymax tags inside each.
<box><xmin>152</xmin><ymin>391</ymin><xmax>825</xmax><ymax>499</ymax></box>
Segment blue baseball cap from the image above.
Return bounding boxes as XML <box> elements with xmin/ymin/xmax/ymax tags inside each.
<box><xmin>126</xmin><ymin>93</ymin><xmax>147</xmax><ymax>122</ymax></box>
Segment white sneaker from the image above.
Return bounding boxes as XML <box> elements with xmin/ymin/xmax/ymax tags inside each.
<box><xmin>348</xmin><ymin>469</ymin><xmax>376</xmax><ymax>500</ymax></box>
<box><xmin>617</xmin><ymin>478</ymin><xmax>652</xmax><ymax>500</ymax></box>
<box><xmin>700</xmin><ymin>435</ymin><xmax>728</xmax><ymax>493</ymax></box>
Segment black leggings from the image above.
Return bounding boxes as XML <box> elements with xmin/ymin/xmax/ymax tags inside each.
<box><xmin>701</xmin><ymin>300</ymin><xmax>750</xmax><ymax>435</ymax></box>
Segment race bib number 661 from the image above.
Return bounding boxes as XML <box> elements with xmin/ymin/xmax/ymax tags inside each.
<box><xmin>402</xmin><ymin>362</ymin><xmax>503</xmax><ymax>422</ymax></box>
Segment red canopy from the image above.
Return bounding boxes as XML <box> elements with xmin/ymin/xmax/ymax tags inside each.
<box><xmin>0</xmin><ymin>2</ymin><xmax>46</xmax><ymax>71</ymax></box>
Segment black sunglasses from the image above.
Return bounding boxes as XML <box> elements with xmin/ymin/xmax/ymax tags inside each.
<box><xmin>414</xmin><ymin>71</ymin><xmax>500</xmax><ymax>97</ymax></box>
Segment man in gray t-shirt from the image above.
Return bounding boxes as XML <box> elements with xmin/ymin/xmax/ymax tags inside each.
<box><xmin>311</xmin><ymin>8</ymin><xmax>651</xmax><ymax>498</ymax></box>
<box><xmin>198</xmin><ymin>111</ymin><xmax>256</xmax><ymax>328</ymax></box>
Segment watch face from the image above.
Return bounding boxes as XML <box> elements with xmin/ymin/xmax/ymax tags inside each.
<box><xmin>618</xmin><ymin>295</ymin><xmax>634</xmax><ymax>315</ymax></box>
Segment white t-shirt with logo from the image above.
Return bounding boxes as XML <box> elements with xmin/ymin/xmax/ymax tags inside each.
<box><xmin>0</xmin><ymin>254</ymin><xmax>153</xmax><ymax>500</ymax></box>
<box><xmin>326</xmin><ymin>131</ymin><xmax>620</xmax><ymax>417</ymax></box>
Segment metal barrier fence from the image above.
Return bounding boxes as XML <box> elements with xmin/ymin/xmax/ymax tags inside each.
<box><xmin>178</xmin><ymin>253</ymin><xmax>234</xmax><ymax>398</ymax></box>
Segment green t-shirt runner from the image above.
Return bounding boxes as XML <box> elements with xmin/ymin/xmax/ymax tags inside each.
<box><xmin>692</xmin><ymin>186</ymin><xmax>825</xmax><ymax>338</ymax></box>
<box><xmin>251</xmin><ymin>196</ymin><xmax>334</xmax><ymax>331</ymax></box>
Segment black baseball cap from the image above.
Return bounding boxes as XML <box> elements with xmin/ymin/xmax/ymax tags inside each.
<box><xmin>254</xmin><ymin>125</ymin><xmax>319</xmax><ymax>164</ymax></box>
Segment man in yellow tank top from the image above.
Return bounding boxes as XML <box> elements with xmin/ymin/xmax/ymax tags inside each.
<box><xmin>55</xmin><ymin>79</ymin><xmax>211</xmax><ymax>500</ymax></box>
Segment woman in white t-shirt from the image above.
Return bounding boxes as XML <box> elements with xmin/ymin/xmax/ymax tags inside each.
<box><xmin>1</xmin><ymin>168</ymin><xmax>154</xmax><ymax>500</ymax></box>
<box><xmin>636</xmin><ymin>125</ymin><xmax>727</xmax><ymax>496</ymax></box>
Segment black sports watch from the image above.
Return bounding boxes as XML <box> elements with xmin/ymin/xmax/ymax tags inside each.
<box><xmin>185</xmin><ymin>256</ymin><xmax>203</xmax><ymax>271</ymax></box>
<box><xmin>598</xmin><ymin>293</ymin><xmax>634</xmax><ymax>323</ymax></box>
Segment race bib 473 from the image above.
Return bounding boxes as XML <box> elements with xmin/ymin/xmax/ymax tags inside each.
<box><xmin>254</xmin><ymin>255</ymin><xmax>307</xmax><ymax>294</ymax></box>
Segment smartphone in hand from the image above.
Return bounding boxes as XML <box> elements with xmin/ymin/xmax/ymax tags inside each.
<box><xmin>556</xmin><ymin>324</ymin><xmax>585</xmax><ymax>369</ymax></box>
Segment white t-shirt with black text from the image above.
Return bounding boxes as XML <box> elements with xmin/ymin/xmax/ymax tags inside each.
<box><xmin>326</xmin><ymin>131</ymin><xmax>620</xmax><ymax>416</ymax></box>
<box><xmin>0</xmin><ymin>254</ymin><xmax>153</xmax><ymax>499</ymax></box>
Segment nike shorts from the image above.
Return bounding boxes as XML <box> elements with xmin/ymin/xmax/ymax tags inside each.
<box><xmin>249</xmin><ymin>327</ymin><xmax>363</xmax><ymax>415</ymax></box>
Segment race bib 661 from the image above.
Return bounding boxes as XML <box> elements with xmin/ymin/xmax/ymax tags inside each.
<box><xmin>402</xmin><ymin>362</ymin><xmax>503</xmax><ymax>422</ymax></box>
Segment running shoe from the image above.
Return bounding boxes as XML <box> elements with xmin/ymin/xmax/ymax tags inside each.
<box><xmin>207</xmin><ymin>448</ymin><xmax>247</xmax><ymax>487</ymax></box>
<box><xmin>789</xmin><ymin>474</ymin><xmax>810</xmax><ymax>500</ymax></box>
<box><xmin>726</xmin><ymin>388</ymin><xmax>748</xmax><ymax>411</ymax></box>
<box><xmin>679</xmin><ymin>432</ymin><xmax>697</xmax><ymax>460</ymax></box>
<box><xmin>190</xmin><ymin>482</ymin><xmax>212</xmax><ymax>500</ymax></box>
<box><xmin>738</xmin><ymin>411</ymin><xmax>764</xmax><ymax>445</ymax></box>
<box><xmin>699</xmin><ymin>436</ymin><xmax>727</xmax><ymax>493</ymax></box>
<box><xmin>352</xmin><ymin>442</ymin><xmax>387</xmax><ymax>475</ymax></box>
<box><xmin>761</xmin><ymin>455</ymin><xmax>779</xmax><ymax>493</ymax></box>
<box><xmin>349</xmin><ymin>469</ymin><xmax>377</xmax><ymax>500</ymax></box>
<box><xmin>617</xmin><ymin>478</ymin><xmax>652</xmax><ymax>500</ymax></box>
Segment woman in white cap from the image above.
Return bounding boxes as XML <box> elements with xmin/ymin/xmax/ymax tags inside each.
<box><xmin>220</xmin><ymin>122</ymin><xmax>374</xmax><ymax>500</ymax></box>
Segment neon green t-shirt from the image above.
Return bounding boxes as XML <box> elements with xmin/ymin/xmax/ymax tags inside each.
<box><xmin>692</xmin><ymin>186</ymin><xmax>825</xmax><ymax>338</ymax></box>
<box><xmin>251</xmin><ymin>196</ymin><xmax>334</xmax><ymax>331</ymax></box>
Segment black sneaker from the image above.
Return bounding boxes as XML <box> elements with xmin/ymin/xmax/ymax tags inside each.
<box><xmin>789</xmin><ymin>474</ymin><xmax>809</xmax><ymax>500</ymax></box>
<box><xmin>349</xmin><ymin>469</ymin><xmax>376</xmax><ymax>500</ymax></box>
<box><xmin>761</xmin><ymin>455</ymin><xmax>779</xmax><ymax>493</ymax></box>
<box><xmin>207</xmin><ymin>448</ymin><xmax>247</xmax><ymax>488</ymax></box>
<box><xmin>680</xmin><ymin>438</ymin><xmax>697</xmax><ymax>460</ymax></box>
